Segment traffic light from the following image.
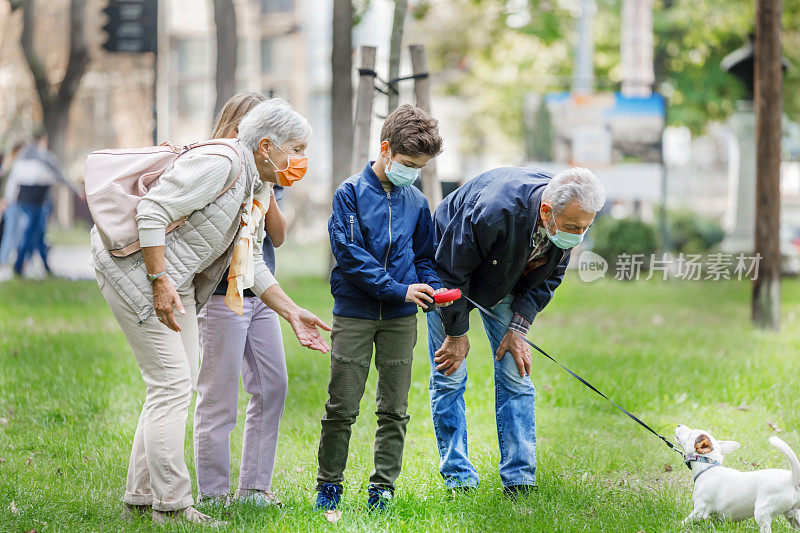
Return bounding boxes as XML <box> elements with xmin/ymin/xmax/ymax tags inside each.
<box><xmin>101</xmin><ymin>0</ymin><xmax>157</xmax><ymax>53</ymax></box>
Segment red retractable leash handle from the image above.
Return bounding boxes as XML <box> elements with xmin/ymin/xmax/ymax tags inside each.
<box><xmin>423</xmin><ymin>288</ymin><xmax>462</xmax><ymax>312</ymax></box>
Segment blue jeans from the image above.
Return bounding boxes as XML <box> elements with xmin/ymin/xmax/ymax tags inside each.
<box><xmin>427</xmin><ymin>294</ymin><xmax>536</xmax><ymax>488</ymax></box>
<box><xmin>14</xmin><ymin>202</ymin><xmax>51</xmax><ymax>275</ymax></box>
<box><xmin>0</xmin><ymin>203</ymin><xmax>24</xmax><ymax>266</ymax></box>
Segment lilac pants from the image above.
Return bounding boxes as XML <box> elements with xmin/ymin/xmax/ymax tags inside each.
<box><xmin>194</xmin><ymin>295</ymin><xmax>288</xmax><ymax>498</ymax></box>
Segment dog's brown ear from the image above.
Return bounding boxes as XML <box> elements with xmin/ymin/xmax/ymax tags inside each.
<box><xmin>694</xmin><ymin>434</ymin><xmax>714</xmax><ymax>454</ymax></box>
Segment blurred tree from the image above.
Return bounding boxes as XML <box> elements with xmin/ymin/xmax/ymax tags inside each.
<box><xmin>8</xmin><ymin>0</ymin><xmax>89</xmax><ymax>158</ymax></box>
<box><xmin>527</xmin><ymin>96</ymin><xmax>554</xmax><ymax>161</ymax></box>
<box><xmin>411</xmin><ymin>0</ymin><xmax>800</xmax><ymax>153</ymax></box>
<box><xmin>212</xmin><ymin>0</ymin><xmax>237</xmax><ymax>117</ymax></box>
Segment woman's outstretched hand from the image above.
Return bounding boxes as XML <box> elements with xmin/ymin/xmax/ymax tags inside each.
<box><xmin>287</xmin><ymin>307</ymin><xmax>332</xmax><ymax>354</ymax></box>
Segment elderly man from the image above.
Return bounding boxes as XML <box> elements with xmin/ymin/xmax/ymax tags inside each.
<box><xmin>427</xmin><ymin>166</ymin><xmax>605</xmax><ymax>496</ymax></box>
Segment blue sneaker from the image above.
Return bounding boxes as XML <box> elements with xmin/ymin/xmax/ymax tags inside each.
<box><xmin>315</xmin><ymin>483</ymin><xmax>343</xmax><ymax>510</ymax></box>
<box><xmin>367</xmin><ymin>485</ymin><xmax>393</xmax><ymax>511</ymax></box>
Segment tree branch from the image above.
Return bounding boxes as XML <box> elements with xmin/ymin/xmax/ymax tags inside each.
<box><xmin>18</xmin><ymin>0</ymin><xmax>52</xmax><ymax>111</ymax></box>
<box><xmin>54</xmin><ymin>0</ymin><xmax>90</xmax><ymax>114</ymax></box>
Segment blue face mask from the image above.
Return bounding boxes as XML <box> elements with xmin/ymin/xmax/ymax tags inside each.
<box><xmin>386</xmin><ymin>159</ymin><xmax>421</xmax><ymax>187</ymax></box>
<box><xmin>545</xmin><ymin>211</ymin><xmax>585</xmax><ymax>249</ymax></box>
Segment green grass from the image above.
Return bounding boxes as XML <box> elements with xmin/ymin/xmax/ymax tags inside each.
<box><xmin>1</xmin><ymin>275</ymin><xmax>800</xmax><ymax>531</ymax></box>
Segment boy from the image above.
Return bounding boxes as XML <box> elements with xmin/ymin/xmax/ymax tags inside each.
<box><xmin>316</xmin><ymin>105</ymin><xmax>446</xmax><ymax>511</ymax></box>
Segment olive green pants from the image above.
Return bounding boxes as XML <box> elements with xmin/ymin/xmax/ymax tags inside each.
<box><xmin>316</xmin><ymin>314</ymin><xmax>417</xmax><ymax>490</ymax></box>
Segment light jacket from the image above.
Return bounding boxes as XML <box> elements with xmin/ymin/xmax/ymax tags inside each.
<box><xmin>329</xmin><ymin>162</ymin><xmax>442</xmax><ymax>320</ymax></box>
<box><xmin>90</xmin><ymin>142</ymin><xmax>276</xmax><ymax>324</ymax></box>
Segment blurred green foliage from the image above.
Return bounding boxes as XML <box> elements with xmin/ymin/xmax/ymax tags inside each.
<box><xmin>591</xmin><ymin>216</ymin><xmax>660</xmax><ymax>267</ymax></box>
<box><xmin>662</xmin><ymin>210</ymin><xmax>726</xmax><ymax>253</ymax></box>
<box><xmin>414</xmin><ymin>0</ymin><xmax>800</xmax><ymax>154</ymax></box>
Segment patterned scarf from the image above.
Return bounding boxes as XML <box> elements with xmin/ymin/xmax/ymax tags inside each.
<box><xmin>224</xmin><ymin>179</ymin><xmax>272</xmax><ymax>315</ymax></box>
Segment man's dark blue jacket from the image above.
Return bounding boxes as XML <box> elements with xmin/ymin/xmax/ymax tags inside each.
<box><xmin>433</xmin><ymin>167</ymin><xmax>571</xmax><ymax>336</ymax></box>
<box><xmin>329</xmin><ymin>163</ymin><xmax>442</xmax><ymax>320</ymax></box>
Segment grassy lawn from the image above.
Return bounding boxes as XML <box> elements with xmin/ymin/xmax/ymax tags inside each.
<box><xmin>1</xmin><ymin>275</ymin><xmax>800</xmax><ymax>531</ymax></box>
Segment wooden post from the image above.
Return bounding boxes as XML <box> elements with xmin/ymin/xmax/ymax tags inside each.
<box><xmin>352</xmin><ymin>45</ymin><xmax>377</xmax><ymax>175</ymax></box>
<box><xmin>409</xmin><ymin>44</ymin><xmax>442</xmax><ymax>208</ymax></box>
<box><xmin>752</xmin><ymin>0</ymin><xmax>782</xmax><ymax>330</ymax></box>
<box><xmin>387</xmin><ymin>0</ymin><xmax>408</xmax><ymax>113</ymax></box>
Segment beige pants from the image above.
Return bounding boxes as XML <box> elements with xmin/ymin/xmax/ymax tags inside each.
<box><xmin>96</xmin><ymin>269</ymin><xmax>199</xmax><ymax>511</ymax></box>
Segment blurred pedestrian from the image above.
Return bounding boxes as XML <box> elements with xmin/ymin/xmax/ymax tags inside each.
<box><xmin>0</xmin><ymin>140</ymin><xmax>27</xmax><ymax>281</ymax></box>
<box><xmin>7</xmin><ymin>132</ymin><xmax>81</xmax><ymax>278</ymax></box>
<box><xmin>91</xmin><ymin>97</ymin><xmax>330</xmax><ymax>527</ymax></box>
<box><xmin>192</xmin><ymin>92</ymin><xmax>292</xmax><ymax>508</ymax></box>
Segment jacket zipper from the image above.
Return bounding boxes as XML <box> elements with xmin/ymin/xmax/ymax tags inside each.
<box><xmin>349</xmin><ymin>215</ymin><xmax>354</xmax><ymax>242</ymax></box>
<box><xmin>380</xmin><ymin>191</ymin><xmax>392</xmax><ymax>320</ymax></box>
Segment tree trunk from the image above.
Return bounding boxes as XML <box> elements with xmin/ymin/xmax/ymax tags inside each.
<box><xmin>752</xmin><ymin>0</ymin><xmax>782</xmax><ymax>330</ymax></box>
<box><xmin>16</xmin><ymin>0</ymin><xmax>90</xmax><ymax>159</ymax></box>
<box><xmin>387</xmin><ymin>0</ymin><xmax>407</xmax><ymax>113</ymax></box>
<box><xmin>331</xmin><ymin>0</ymin><xmax>353</xmax><ymax>187</ymax></box>
<box><xmin>212</xmin><ymin>0</ymin><xmax>237</xmax><ymax>118</ymax></box>
<box><xmin>329</xmin><ymin>0</ymin><xmax>354</xmax><ymax>271</ymax></box>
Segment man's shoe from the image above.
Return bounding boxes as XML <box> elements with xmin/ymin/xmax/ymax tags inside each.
<box><xmin>367</xmin><ymin>485</ymin><xmax>393</xmax><ymax>511</ymax></box>
<box><xmin>151</xmin><ymin>506</ymin><xmax>227</xmax><ymax>527</ymax></box>
<box><xmin>447</xmin><ymin>485</ymin><xmax>476</xmax><ymax>499</ymax></box>
<box><xmin>121</xmin><ymin>503</ymin><xmax>150</xmax><ymax>521</ymax></box>
<box><xmin>503</xmin><ymin>484</ymin><xmax>538</xmax><ymax>499</ymax></box>
<box><xmin>314</xmin><ymin>483</ymin><xmax>343</xmax><ymax>510</ymax></box>
<box><xmin>235</xmin><ymin>488</ymin><xmax>283</xmax><ymax>508</ymax></box>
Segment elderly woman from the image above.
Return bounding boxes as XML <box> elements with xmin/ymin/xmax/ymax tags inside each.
<box><xmin>193</xmin><ymin>92</ymin><xmax>292</xmax><ymax>507</ymax></box>
<box><xmin>91</xmin><ymin>98</ymin><xmax>329</xmax><ymax>526</ymax></box>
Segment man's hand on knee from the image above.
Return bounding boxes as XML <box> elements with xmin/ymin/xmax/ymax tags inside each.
<box><xmin>434</xmin><ymin>335</ymin><xmax>470</xmax><ymax>376</ymax></box>
<box><xmin>495</xmin><ymin>330</ymin><xmax>532</xmax><ymax>377</ymax></box>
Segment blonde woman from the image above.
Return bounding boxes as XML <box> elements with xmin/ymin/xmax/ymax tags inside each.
<box><xmin>194</xmin><ymin>93</ymin><xmax>295</xmax><ymax>507</ymax></box>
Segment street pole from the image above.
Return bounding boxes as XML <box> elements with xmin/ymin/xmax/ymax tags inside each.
<box><xmin>752</xmin><ymin>0</ymin><xmax>782</xmax><ymax>330</ymax></box>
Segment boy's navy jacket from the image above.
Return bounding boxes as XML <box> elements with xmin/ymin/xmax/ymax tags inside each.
<box><xmin>329</xmin><ymin>162</ymin><xmax>443</xmax><ymax>320</ymax></box>
<box><xmin>432</xmin><ymin>167</ymin><xmax>571</xmax><ymax>336</ymax></box>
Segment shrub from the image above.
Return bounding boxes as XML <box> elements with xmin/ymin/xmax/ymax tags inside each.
<box><xmin>591</xmin><ymin>216</ymin><xmax>659</xmax><ymax>269</ymax></box>
<box><xmin>664</xmin><ymin>210</ymin><xmax>725</xmax><ymax>254</ymax></box>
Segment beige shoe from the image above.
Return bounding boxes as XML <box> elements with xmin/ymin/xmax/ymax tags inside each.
<box><xmin>151</xmin><ymin>506</ymin><xmax>227</xmax><ymax>527</ymax></box>
<box><xmin>121</xmin><ymin>503</ymin><xmax>150</xmax><ymax>521</ymax></box>
<box><xmin>235</xmin><ymin>489</ymin><xmax>283</xmax><ymax>508</ymax></box>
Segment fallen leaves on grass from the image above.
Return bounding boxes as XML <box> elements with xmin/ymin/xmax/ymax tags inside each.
<box><xmin>663</xmin><ymin>464</ymin><xmax>673</xmax><ymax>472</ymax></box>
<box><xmin>739</xmin><ymin>458</ymin><xmax>762</xmax><ymax>469</ymax></box>
<box><xmin>25</xmin><ymin>456</ymin><xmax>33</xmax><ymax>466</ymax></box>
<box><xmin>767</xmin><ymin>421</ymin><xmax>782</xmax><ymax>432</ymax></box>
<box><xmin>736</xmin><ymin>404</ymin><xmax>750</xmax><ymax>411</ymax></box>
<box><xmin>324</xmin><ymin>510</ymin><xmax>342</xmax><ymax>524</ymax></box>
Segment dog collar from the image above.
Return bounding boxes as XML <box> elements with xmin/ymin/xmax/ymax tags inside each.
<box><xmin>692</xmin><ymin>464</ymin><xmax>720</xmax><ymax>482</ymax></box>
<box><xmin>684</xmin><ymin>453</ymin><xmax>720</xmax><ymax>482</ymax></box>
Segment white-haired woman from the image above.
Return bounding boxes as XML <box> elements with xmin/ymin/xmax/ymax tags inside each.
<box><xmin>192</xmin><ymin>93</ymin><xmax>294</xmax><ymax>508</ymax></box>
<box><xmin>91</xmin><ymin>98</ymin><xmax>329</xmax><ymax>526</ymax></box>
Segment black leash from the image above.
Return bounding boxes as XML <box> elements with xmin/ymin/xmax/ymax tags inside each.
<box><xmin>458</xmin><ymin>294</ymin><xmax>685</xmax><ymax>458</ymax></box>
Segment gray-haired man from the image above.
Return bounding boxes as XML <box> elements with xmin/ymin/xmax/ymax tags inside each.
<box><xmin>426</xmin><ymin>167</ymin><xmax>605</xmax><ymax>495</ymax></box>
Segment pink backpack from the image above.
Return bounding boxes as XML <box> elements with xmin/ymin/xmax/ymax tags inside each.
<box><xmin>85</xmin><ymin>139</ymin><xmax>244</xmax><ymax>257</ymax></box>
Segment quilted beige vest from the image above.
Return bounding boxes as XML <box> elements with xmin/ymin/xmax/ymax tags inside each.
<box><xmin>90</xmin><ymin>142</ymin><xmax>265</xmax><ymax>324</ymax></box>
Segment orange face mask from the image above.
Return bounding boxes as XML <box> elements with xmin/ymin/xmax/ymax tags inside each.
<box><xmin>267</xmin><ymin>145</ymin><xmax>308</xmax><ymax>187</ymax></box>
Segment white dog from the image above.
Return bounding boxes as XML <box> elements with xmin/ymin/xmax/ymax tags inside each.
<box><xmin>675</xmin><ymin>424</ymin><xmax>800</xmax><ymax>532</ymax></box>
